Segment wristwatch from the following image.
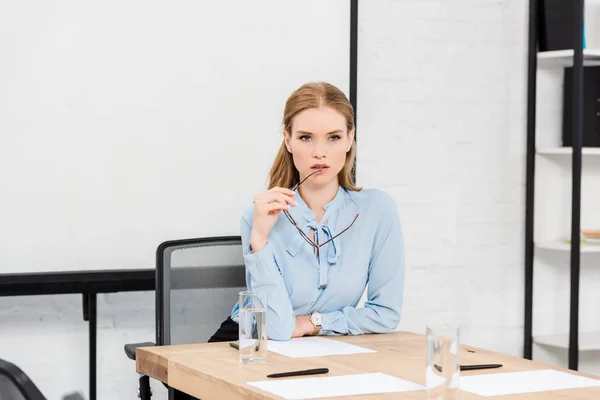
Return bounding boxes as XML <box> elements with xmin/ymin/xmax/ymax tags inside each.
<box><xmin>309</xmin><ymin>312</ymin><xmax>323</xmax><ymax>336</ymax></box>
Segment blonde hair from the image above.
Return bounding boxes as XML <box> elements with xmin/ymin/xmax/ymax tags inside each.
<box><xmin>268</xmin><ymin>82</ymin><xmax>361</xmax><ymax>191</ymax></box>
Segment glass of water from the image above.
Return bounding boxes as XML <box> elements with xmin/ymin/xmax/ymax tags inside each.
<box><xmin>238</xmin><ymin>290</ymin><xmax>268</xmax><ymax>364</ymax></box>
<box><xmin>426</xmin><ymin>322</ymin><xmax>460</xmax><ymax>400</ymax></box>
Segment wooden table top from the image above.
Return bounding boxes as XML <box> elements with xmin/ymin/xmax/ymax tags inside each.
<box><xmin>136</xmin><ymin>331</ymin><xmax>600</xmax><ymax>399</ymax></box>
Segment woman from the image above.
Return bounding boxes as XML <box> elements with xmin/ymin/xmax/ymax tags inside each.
<box><xmin>209</xmin><ymin>82</ymin><xmax>405</xmax><ymax>342</ymax></box>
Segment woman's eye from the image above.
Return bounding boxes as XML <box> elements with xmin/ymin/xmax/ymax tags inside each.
<box><xmin>299</xmin><ymin>135</ymin><xmax>311</xmax><ymax>141</ymax></box>
<box><xmin>329</xmin><ymin>135</ymin><xmax>341</xmax><ymax>141</ymax></box>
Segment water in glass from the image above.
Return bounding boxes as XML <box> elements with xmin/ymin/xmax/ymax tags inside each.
<box><xmin>238</xmin><ymin>291</ymin><xmax>267</xmax><ymax>364</ymax></box>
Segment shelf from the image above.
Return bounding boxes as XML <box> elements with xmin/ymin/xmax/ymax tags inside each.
<box><xmin>537</xmin><ymin>147</ymin><xmax>600</xmax><ymax>156</ymax></box>
<box><xmin>537</xmin><ymin>49</ymin><xmax>600</xmax><ymax>68</ymax></box>
<box><xmin>534</xmin><ymin>332</ymin><xmax>600</xmax><ymax>351</ymax></box>
<box><xmin>536</xmin><ymin>239</ymin><xmax>600</xmax><ymax>253</ymax></box>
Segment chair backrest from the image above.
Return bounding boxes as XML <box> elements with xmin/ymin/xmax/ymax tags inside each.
<box><xmin>0</xmin><ymin>359</ymin><xmax>45</xmax><ymax>400</ymax></box>
<box><xmin>155</xmin><ymin>236</ymin><xmax>246</xmax><ymax>346</ymax></box>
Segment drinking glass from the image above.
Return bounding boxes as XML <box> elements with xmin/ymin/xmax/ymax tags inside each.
<box><xmin>426</xmin><ymin>322</ymin><xmax>460</xmax><ymax>400</ymax></box>
<box><xmin>238</xmin><ymin>290</ymin><xmax>268</xmax><ymax>364</ymax></box>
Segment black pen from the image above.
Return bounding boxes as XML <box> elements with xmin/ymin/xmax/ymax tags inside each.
<box><xmin>267</xmin><ymin>368</ymin><xmax>329</xmax><ymax>378</ymax></box>
<box><xmin>434</xmin><ymin>363</ymin><xmax>503</xmax><ymax>373</ymax></box>
<box><xmin>460</xmin><ymin>363</ymin><xmax>503</xmax><ymax>371</ymax></box>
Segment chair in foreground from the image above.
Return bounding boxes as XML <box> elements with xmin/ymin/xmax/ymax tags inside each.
<box><xmin>124</xmin><ymin>236</ymin><xmax>246</xmax><ymax>400</ymax></box>
<box><xmin>0</xmin><ymin>358</ymin><xmax>84</xmax><ymax>400</ymax></box>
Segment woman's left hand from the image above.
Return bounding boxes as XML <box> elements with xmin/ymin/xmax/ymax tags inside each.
<box><xmin>292</xmin><ymin>315</ymin><xmax>314</xmax><ymax>338</ymax></box>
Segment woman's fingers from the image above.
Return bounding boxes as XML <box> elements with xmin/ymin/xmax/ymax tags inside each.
<box><xmin>275</xmin><ymin>192</ymin><xmax>296</xmax><ymax>206</ymax></box>
<box><xmin>270</xmin><ymin>187</ymin><xmax>296</xmax><ymax>197</ymax></box>
<box><xmin>265</xmin><ymin>202</ymin><xmax>287</xmax><ymax>213</ymax></box>
<box><xmin>258</xmin><ymin>192</ymin><xmax>296</xmax><ymax>207</ymax></box>
<box><xmin>253</xmin><ymin>187</ymin><xmax>297</xmax><ymax>218</ymax></box>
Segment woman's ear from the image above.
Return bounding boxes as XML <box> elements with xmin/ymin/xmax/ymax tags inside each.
<box><xmin>348</xmin><ymin>129</ymin><xmax>355</xmax><ymax>149</ymax></box>
<box><xmin>283</xmin><ymin>130</ymin><xmax>292</xmax><ymax>153</ymax></box>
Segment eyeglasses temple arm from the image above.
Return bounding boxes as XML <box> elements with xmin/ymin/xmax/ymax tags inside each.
<box><xmin>317</xmin><ymin>214</ymin><xmax>359</xmax><ymax>247</ymax></box>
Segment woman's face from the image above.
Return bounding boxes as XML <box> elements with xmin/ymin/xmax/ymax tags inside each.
<box><xmin>284</xmin><ymin>106</ymin><xmax>354</xmax><ymax>188</ymax></box>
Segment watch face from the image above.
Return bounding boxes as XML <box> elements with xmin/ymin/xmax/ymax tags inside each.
<box><xmin>312</xmin><ymin>312</ymin><xmax>323</xmax><ymax>326</ymax></box>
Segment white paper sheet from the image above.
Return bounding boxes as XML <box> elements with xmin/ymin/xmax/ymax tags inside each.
<box><xmin>267</xmin><ymin>337</ymin><xmax>375</xmax><ymax>358</ymax></box>
<box><xmin>248</xmin><ymin>372</ymin><xmax>424</xmax><ymax>399</ymax></box>
<box><xmin>460</xmin><ymin>369</ymin><xmax>600</xmax><ymax>396</ymax></box>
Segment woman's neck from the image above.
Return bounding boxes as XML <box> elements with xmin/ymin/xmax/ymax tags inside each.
<box><xmin>298</xmin><ymin>180</ymin><xmax>340</xmax><ymax>223</ymax></box>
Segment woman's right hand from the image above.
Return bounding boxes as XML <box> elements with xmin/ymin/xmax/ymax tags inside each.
<box><xmin>250</xmin><ymin>187</ymin><xmax>297</xmax><ymax>253</ymax></box>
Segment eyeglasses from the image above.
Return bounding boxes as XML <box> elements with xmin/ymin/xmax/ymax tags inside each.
<box><xmin>283</xmin><ymin>170</ymin><xmax>359</xmax><ymax>258</ymax></box>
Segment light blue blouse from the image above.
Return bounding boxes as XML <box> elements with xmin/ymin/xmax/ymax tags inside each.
<box><xmin>230</xmin><ymin>186</ymin><xmax>405</xmax><ymax>341</ymax></box>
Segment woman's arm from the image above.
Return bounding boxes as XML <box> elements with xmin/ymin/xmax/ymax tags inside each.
<box><xmin>240</xmin><ymin>216</ymin><xmax>297</xmax><ymax>341</ymax></box>
<box><xmin>320</xmin><ymin>193</ymin><xmax>405</xmax><ymax>335</ymax></box>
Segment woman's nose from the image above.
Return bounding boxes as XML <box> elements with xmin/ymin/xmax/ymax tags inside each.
<box><xmin>312</xmin><ymin>141</ymin><xmax>326</xmax><ymax>158</ymax></box>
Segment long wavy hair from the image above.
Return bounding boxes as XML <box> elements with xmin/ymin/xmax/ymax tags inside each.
<box><xmin>268</xmin><ymin>82</ymin><xmax>360</xmax><ymax>191</ymax></box>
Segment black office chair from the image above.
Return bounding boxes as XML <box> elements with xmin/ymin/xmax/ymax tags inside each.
<box><xmin>124</xmin><ymin>236</ymin><xmax>246</xmax><ymax>400</ymax></box>
<box><xmin>0</xmin><ymin>358</ymin><xmax>85</xmax><ymax>400</ymax></box>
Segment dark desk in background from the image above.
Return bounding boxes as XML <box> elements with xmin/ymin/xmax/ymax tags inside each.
<box><xmin>0</xmin><ymin>269</ymin><xmax>155</xmax><ymax>400</ymax></box>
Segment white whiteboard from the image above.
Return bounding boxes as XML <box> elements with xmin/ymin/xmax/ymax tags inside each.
<box><xmin>0</xmin><ymin>1</ymin><xmax>350</xmax><ymax>273</ymax></box>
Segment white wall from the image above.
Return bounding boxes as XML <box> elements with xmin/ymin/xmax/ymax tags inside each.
<box><xmin>357</xmin><ymin>0</ymin><xmax>529</xmax><ymax>355</ymax></box>
<box><xmin>3</xmin><ymin>1</ymin><xmax>598</xmax><ymax>399</ymax></box>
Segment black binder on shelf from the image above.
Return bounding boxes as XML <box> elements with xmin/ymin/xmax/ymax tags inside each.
<box><xmin>539</xmin><ymin>0</ymin><xmax>585</xmax><ymax>51</ymax></box>
<box><xmin>563</xmin><ymin>66</ymin><xmax>600</xmax><ymax>148</ymax></box>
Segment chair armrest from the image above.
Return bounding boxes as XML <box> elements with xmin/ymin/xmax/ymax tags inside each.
<box><xmin>124</xmin><ymin>342</ymin><xmax>155</xmax><ymax>361</ymax></box>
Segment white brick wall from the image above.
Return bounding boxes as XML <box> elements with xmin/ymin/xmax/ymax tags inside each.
<box><xmin>357</xmin><ymin>0</ymin><xmax>529</xmax><ymax>356</ymax></box>
<box><xmin>7</xmin><ymin>1</ymin><xmax>596</xmax><ymax>399</ymax></box>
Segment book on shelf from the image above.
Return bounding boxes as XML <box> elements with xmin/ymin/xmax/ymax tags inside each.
<box><xmin>539</xmin><ymin>0</ymin><xmax>587</xmax><ymax>52</ymax></box>
<box><xmin>581</xmin><ymin>230</ymin><xmax>600</xmax><ymax>244</ymax></box>
<box><xmin>562</xmin><ymin>230</ymin><xmax>600</xmax><ymax>245</ymax></box>
<box><xmin>562</xmin><ymin>66</ymin><xmax>600</xmax><ymax>148</ymax></box>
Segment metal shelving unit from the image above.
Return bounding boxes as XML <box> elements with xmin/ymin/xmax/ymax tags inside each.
<box><xmin>524</xmin><ymin>0</ymin><xmax>587</xmax><ymax>371</ymax></box>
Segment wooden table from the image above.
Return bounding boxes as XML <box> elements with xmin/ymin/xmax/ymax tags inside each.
<box><xmin>136</xmin><ymin>331</ymin><xmax>600</xmax><ymax>399</ymax></box>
